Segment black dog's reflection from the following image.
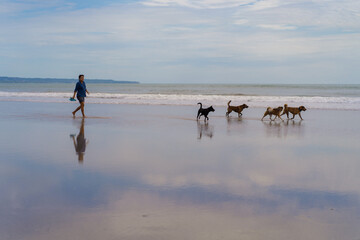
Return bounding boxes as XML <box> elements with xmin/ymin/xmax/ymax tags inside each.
<box><xmin>70</xmin><ymin>119</ymin><xmax>88</xmax><ymax>164</ymax></box>
<box><xmin>197</xmin><ymin>121</ymin><xmax>214</xmax><ymax>139</ymax></box>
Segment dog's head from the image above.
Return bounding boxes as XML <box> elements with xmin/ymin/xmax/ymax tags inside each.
<box><xmin>209</xmin><ymin>106</ymin><xmax>215</xmax><ymax>112</ymax></box>
<box><xmin>242</xmin><ymin>104</ymin><xmax>249</xmax><ymax>108</ymax></box>
<box><xmin>299</xmin><ymin>106</ymin><xmax>306</xmax><ymax>111</ymax></box>
<box><xmin>275</xmin><ymin>106</ymin><xmax>283</xmax><ymax>112</ymax></box>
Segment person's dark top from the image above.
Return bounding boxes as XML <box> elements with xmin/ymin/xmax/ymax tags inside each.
<box><xmin>74</xmin><ymin>81</ymin><xmax>87</xmax><ymax>98</ymax></box>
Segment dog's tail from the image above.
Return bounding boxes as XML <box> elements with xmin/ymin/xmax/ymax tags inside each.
<box><xmin>267</xmin><ymin>107</ymin><xmax>272</xmax><ymax>112</ymax></box>
<box><xmin>227</xmin><ymin>100</ymin><xmax>231</xmax><ymax>106</ymax></box>
<box><xmin>197</xmin><ymin>102</ymin><xmax>202</xmax><ymax>108</ymax></box>
<box><xmin>284</xmin><ymin>104</ymin><xmax>288</xmax><ymax>108</ymax></box>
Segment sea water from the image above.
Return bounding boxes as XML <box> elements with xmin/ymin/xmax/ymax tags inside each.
<box><xmin>0</xmin><ymin>83</ymin><xmax>359</xmax><ymax>110</ymax></box>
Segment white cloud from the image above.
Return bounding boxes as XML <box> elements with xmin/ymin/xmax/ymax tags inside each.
<box><xmin>1</xmin><ymin>0</ymin><xmax>360</xmax><ymax>82</ymax></box>
<box><xmin>142</xmin><ymin>0</ymin><xmax>257</xmax><ymax>9</ymax></box>
<box><xmin>257</xmin><ymin>24</ymin><xmax>297</xmax><ymax>30</ymax></box>
<box><xmin>237</xmin><ymin>0</ymin><xmax>360</xmax><ymax>29</ymax></box>
<box><xmin>234</xmin><ymin>19</ymin><xmax>248</xmax><ymax>25</ymax></box>
<box><xmin>247</xmin><ymin>0</ymin><xmax>281</xmax><ymax>11</ymax></box>
<box><xmin>0</xmin><ymin>0</ymin><xmax>69</xmax><ymax>14</ymax></box>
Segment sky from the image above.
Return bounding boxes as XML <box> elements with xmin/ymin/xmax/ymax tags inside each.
<box><xmin>0</xmin><ymin>0</ymin><xmax>360</xmax><ymax>84</ymax></box>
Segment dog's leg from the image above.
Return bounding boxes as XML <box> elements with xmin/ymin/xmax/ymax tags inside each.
<box><xmin>197</xmin><ymin>110</ymin><xmax>201</xmax><ymax>120</ymax></box>
<box><xmin>291</xmin><ymin>113</ymin><xmax>295</xmax><ymax>120</ymax></box>
<box><xmin>299</xmin><ymin>112</ymin><xmax>303</xmax><ymax>120</ymax></box>
<box><xmin>282</xmin><ymin>111</ymin><xmax>288</xmax><ymax>118</ymax></box>
<box><xmin>261</xmin><ymin>112</ymin><xmax>268</xmax><ymax>121</ymax></box>
<box><xmin>278</xmin><ymin>114</ymin><xmax>284</xmax><ymax>121</ymax></box>
<box><xmin>199</xmin><ymin>113</ymin><xmax>204</xmax><ymax>121</ymax></box>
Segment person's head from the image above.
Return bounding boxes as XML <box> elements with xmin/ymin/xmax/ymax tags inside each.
<box><xmin>78</xmin><ymin>74</ymin><xmax>84</xmax><ymax>82</ymax></box>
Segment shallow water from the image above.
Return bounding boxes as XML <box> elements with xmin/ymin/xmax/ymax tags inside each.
<box><xmin>1</xmin><ymin>102</ymin><xmax>360</xmax><ymax>240</ymax></box>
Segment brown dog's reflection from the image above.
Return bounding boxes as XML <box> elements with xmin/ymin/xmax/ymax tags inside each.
<box><xmin>71</xmin><ymin>119</ymin><xmax>88</xmax><ymax>164</ymax></box>
<box><xmin>284</xmin><ymin>119</ymin><xmax>303</xmax><ymax>126</ymax></box>
<box><xmin>197</xmin><ymin>121</ymin><xmax>214</xmax><ymax>139</ymax></box>
<box><xmin>262</xmin><ymin>119</ymin><xmax>303</xmax><ymax>138</ymax></box>
<box><xmin>226</xmin><ymin>116</ymin><xmax>246</xmax><ymax>135</ymax></box>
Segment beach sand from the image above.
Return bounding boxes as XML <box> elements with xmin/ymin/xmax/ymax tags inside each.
<box><xmin>1</xmin><ymin>101</ymin><xmax>360</xmax><ymax>240</ymax></box>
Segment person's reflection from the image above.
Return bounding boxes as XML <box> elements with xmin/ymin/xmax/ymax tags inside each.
<box><xmin>197</xmin><ymin>121</ymin><xmax>214</xmax><ymax>139</ymax></box>
<box><xmin>71</xmin><ymin>119</ymin><xmax>88</xmax><ymax>164</ymax></box>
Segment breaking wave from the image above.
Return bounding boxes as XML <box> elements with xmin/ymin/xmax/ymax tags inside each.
<box><xmin>0</xmin><ymin>91</ymin><xmax>359</xmax><ymax>110</ymax></box>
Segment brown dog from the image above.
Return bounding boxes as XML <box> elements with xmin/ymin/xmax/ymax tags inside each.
<box><xmin>226</xmin><ymin>101</ymin><xmax>248</xmax><ymax>117</ymax></box>
<box><xmin>261</xmin><ymin>106</ymin><xmax>284</xmax><ymax>121</ymax></box>
<box><xmin>281</xmin><ymin>104</ymin><xmax>307</xmax><ymax>120</ymax></box>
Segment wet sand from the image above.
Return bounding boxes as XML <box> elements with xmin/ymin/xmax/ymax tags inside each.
<box><xmin>1</xmin><ymin>101</ymin><xmax>360</xmax><ymax>240</ymax></box>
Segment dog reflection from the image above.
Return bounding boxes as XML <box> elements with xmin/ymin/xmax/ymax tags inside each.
<box><xmin>226</xmin><ymin>116</ymin><xmax>243</xmax><ymax>124</ymax></box>
<box><xmin>71</xmin><ymin>119</ymin><xmax>88</xmax><ymax>164</ymax></box>
<box><xmin>263</xmin><ymin>119</ymin><xmax>303</xmax><ymax>138</ymax></box>
<box><xmin>284</xmin><ymin>119</ymin><xmax>303</xmax><ymax>126</ymax></box>
<box><xmin>226</xmin><ymin>116</ymin><xmax>245</xmax><ymax>134</ymax></box>
<box><xmin>262</xmin><ymin>120</ymin><xmax>284</xmax><ymax>138</ymax></box>
<box><xmin>197</xmin><ymin>121</ymin><xmax>214</xmax><ymax>139</ymax></box>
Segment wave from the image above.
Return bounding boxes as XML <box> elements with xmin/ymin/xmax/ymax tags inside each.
<box><xmin>0</xmin><ymin>91</ymin><xmax>359</xmax><ymax>110</ymax></box>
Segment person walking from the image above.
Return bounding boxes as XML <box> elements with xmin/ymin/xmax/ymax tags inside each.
<box><xmin>72</xmin><ymin>74</ymin><xmax>89</xmax><ymax>118</ymax></box>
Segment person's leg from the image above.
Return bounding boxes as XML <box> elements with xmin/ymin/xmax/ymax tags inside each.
<box><xmin>73</xmin><ymin>97</ymin><xmax>84</xmax><ymax>117</ymax></box>
<box><xmin>72</xmin><ymin>105</ymin><xmax>81</xmax><ymax>117</ymax></box>
<box><xmin>80</xmin><ymin>102</ymin><xmax>86</xmax><ymax>118</ymax></box>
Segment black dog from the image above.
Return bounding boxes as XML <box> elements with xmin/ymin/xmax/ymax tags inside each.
<box><xmin>197</xmin><ymin>102</ymin><xmax>215</xmax><ymax>121</ymax></box>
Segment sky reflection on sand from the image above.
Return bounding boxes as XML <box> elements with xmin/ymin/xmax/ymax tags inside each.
<box><xmin>0</xmin><ymin>103</ymin><xmax>360</xmax><ymax>240</ymax></box>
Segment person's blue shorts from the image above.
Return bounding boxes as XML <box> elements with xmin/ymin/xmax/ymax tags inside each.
<box><xmin>77</xmin><ymin>96</ymin><xmax>85</xmax><ymax>103</ymax></box>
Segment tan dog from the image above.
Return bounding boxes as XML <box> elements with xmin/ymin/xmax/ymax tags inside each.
<box><xmin>261</xmin><ymin>106</ymin><xmax>284</xmax><ymax>121</ymax></box>
<box><xmin>226</xmin><ymin>101</ymin><xmax>248</xmax><ymax>117</ymax></box>
<box><xmin>281</xmin><ymin>104</ymin><xmax>307</xmax><ymax>120</ymax></box>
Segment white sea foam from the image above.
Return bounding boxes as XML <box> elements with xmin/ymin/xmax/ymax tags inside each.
<box><xmin>0</xmin><ymin>91</ymin><xmax>359</xmax><ymax>110</ymax></box>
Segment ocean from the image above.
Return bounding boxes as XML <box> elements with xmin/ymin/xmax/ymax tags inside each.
<box><xmin>1</xmin><ymin>82</ymin><xmax>360</xmax><ymax>110</ymax></box>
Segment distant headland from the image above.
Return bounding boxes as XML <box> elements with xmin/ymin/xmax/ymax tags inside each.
<box><xmin>0</xmin><ymin>76</ymin><xmax>139</xmax><ymax>84</ymax></box>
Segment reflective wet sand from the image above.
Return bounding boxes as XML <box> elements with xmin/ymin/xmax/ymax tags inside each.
<box><xmin>1</xmin><ymin>102</ymin><xmax>360</xmax><ymax>240</ymax></box>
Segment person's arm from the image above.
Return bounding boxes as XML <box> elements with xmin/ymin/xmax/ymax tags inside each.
<box><xmin>72</xmin><ymin>136</ymin><xmax>77</xmax><ymax>149</ymax></box>
<box><xmin>85</xmin><ymin>83</ymin><xmax>89</xmax><ymax>95</ymax></box>
<box><xmin>72</xmin><ymin>83</ymin><xmax>78</xmax><ymax>99</ymax></box>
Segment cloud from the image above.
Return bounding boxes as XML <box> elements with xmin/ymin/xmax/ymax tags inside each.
<box><xmin>1</xmin><ymin>0</ymin><xmax>360</xmax><ymax>82</ymax></box>
<box><xmin>142</xmin><ymin>0</ymin><xmax>257</xmax><ymax>9</ymax></box>
<box><xmin>233</xmin><ymin>19</ymin><xmax>248</xmax><ymax>25</ymax></box>
<box><xmin>0</xmin><ymin>0</ymin><xmax>73</xmax><ymax>15</ymax></box>
<box><xmin>247</xmin><ymin>0</ymin><xmax>281</xmax><ymax>11</ymax></box>
<box><xmin>257</xmin><ymin>24</ymin><xmax>297</xmax><ymax>30</ymax></box>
